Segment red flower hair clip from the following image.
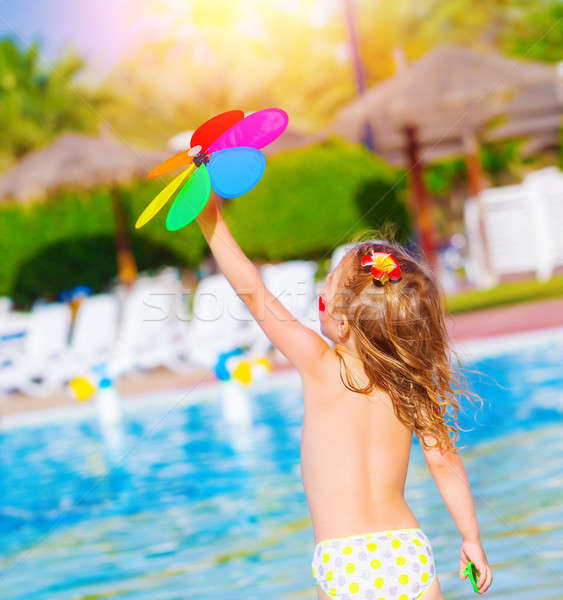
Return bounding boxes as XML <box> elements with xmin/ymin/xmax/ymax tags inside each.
<box><xmin>361</xmin><ymin>250</ymin><xmax>402</xmax><ymax>284</ymax></box>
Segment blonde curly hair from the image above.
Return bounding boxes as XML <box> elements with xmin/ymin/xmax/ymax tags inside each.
<box><xmin>332</xmin><ymin>239</ymin><xmax>480</xmax><ymax>452</ymax></box>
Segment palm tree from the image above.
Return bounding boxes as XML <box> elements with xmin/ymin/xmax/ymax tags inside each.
<box><xmin>0</xmin><ymin>38</ymin><xmax>101</xmax><ymax>166</ymax></box>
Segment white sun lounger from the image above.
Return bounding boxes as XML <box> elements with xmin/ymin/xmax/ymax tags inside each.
<box><xmin>183</xmin><ymin>274</ymin><xmax>255</xmax><ymax>368</ymax></box>
<box><xmin>0</xmin><ymin>312</ymin><xmax>30</xmax><ymax>395</ymax></box>
<box><xmin>0</xmin><ymin>303</ymin><xmax>72</xmax><ymax>396</ymax></box>
<box><xmin>68</xmin><ymin>294</ymin><xmax>119</xmax><ymax>376</ymax></box>
<box><xmin>261</xmin><ymin>260</ymin><xmax>318</xmax><ymax>319</ymax></box>
<box><xmin>245</xmin><ymin>260</ymin><xmax>319</xmax><ymax>356</ymax></box>
<box><xmin>0</xmin><ymin>297</ymin><xmax>13</xmax><ymax>318</ymax></box>
<box><xmin>109</xmin><ymin>281</ymin><xmax>194</xmax><ymax>377</ymax></box>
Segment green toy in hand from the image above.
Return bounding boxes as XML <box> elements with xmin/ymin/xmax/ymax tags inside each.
<box><xmin>463</xmin><ymin>561</ymin><xmax>480</xmax><ymax>593</ymax></box>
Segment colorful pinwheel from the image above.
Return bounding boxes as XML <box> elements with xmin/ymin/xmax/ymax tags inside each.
<box><xmin>135</xmin><ymin>108</ymin><xmax>288</xmax><ymax>231</ymax></box>
<box><xmin>361</xmin><ymin>251</ymin><xmax>402</xmax><ymax>284</ymax></box>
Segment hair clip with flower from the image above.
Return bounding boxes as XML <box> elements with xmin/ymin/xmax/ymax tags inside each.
<box><xmin>361</xmin><ymin>250</ymin><xmax>402</xmax><ymax>284</ymax></box>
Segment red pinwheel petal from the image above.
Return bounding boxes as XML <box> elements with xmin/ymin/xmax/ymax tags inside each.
<box><xmin>388</xmin><ymin>265</ymin><xmax>402</xmax><ymax>280</ymax></box>
<box><xmin>361</xmin><ymin>254</ymin><xmax>375</xmax><ymax>267</ymax></box>
<box><xmin>190</xmin><ymin>110</ymin><xmax>245</xmax><ymax>152</ymax></box>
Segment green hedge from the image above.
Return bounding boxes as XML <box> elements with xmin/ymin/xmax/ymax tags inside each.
<box><xmin>0</xmin><ymin>184</ymin><xmax>206</xmax><ymax>306</ymax></box>
<box><xmin>0</xmin><ymin>140</ymin><xmax>410</xmax><ymax>306</ymax></box>
<box><xmin>446</xmin><ymin>275</ymin><xmax>563</xmax><ymax>314</ymax></box>
<box><xmin>224</xmin><ymin>140</ymin><xmax>410</xmax><ymax>259</ymax></box>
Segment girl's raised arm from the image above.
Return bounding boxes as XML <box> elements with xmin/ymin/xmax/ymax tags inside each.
<box><xmin>195</xmin><ymin>192</ymin><xmax>330</xmax><ymax>378</ymax></box>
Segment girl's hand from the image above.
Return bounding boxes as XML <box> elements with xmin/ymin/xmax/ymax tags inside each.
<box><xmin>459</xmin><ymin>539</ymin><xmax>492</xmax><ymax>594</ymax></box>
<box><xmin>196</xmin><ymin>190</ymin><xmax>223</xmax><ymax>225</ymax></box>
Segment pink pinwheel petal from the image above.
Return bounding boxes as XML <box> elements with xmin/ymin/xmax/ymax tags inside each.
<box><xmin>207</xmin><ymin>108</ymin><xmax>288</xmax><ymax>153</ymax></box>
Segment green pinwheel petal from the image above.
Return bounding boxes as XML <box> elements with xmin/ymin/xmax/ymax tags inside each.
<box><xmin>166</xmin><ymin>165</ymin><xmax>211</xmax><ymax>231</ymax></box>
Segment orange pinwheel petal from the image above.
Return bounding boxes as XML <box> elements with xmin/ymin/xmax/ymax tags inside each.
<box><xmin>148</xmin><ymin>151</ymin><xmax>193</xmax><ymax>179</ymax></box>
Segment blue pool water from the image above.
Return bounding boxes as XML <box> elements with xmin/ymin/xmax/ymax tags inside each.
<box><xmin>1</xmin><ymin>331</ymin><xmax>562</xmax><ymax>599</ymax></box>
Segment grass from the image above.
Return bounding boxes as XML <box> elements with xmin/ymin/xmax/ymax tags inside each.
<box><xmin>446</xmin><ymin>274</ymin><xmax>563</xmax><ymax>314</ymax></box>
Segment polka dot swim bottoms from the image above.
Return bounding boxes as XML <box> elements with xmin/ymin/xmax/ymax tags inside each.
<box><xmin>311</xmin><ymin>528</ymin><xmax>436</xmax><ymax>599</ymax></box>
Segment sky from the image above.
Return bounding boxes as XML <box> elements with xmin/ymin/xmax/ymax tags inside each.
<box><xmin>0</xmin><ymin>0</ymin><xmax>138</xmax><ymax>75</ymax></box>
<box><xmin>0</xmin><ymin>0</ymin><xmax>343</xmax><ymax>78</ymax></box>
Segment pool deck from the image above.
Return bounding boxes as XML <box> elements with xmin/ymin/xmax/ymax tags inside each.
<box><xmin>2</xmin><ymin>298</ymin><xmax>562</xmax><ymax>418</ymax></box>
<box><xmin>447</xmin><ymin>298</ymin><xmax>563</xmax><ymax>343</ymax></box>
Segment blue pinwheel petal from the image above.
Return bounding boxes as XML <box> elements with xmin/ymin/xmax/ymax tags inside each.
<box><xmin>207</xmin><ymin>147</ymin><xmax>266</xmax><ymax>199</ymax></box>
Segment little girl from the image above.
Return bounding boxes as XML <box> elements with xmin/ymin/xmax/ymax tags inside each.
<box><xmin>196</xmin><ymin>192</ymin><xmax>493</xmax><ymax>600</ymax></box>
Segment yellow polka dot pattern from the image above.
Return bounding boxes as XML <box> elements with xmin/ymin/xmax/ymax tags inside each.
<box><xmin>311</xmin><ymin>529</ymin><xmax>435</xmax><ymax>599</ymax></box>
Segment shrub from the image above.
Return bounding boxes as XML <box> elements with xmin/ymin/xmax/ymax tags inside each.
<box><xmin>0</xmin><ymin>184</ymin><xmax>206</xmax><ymax>307</ymax></box>
<box><xmin>224</xmin><ymin>139</ymin><xmax>410</xmax><ymax>260</ymax></box>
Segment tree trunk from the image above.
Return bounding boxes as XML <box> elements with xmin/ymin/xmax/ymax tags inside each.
<box><xmin>404</xmin><ymin>126</ymin><xmax>438</xmax><ymax>272</ymax></box>
<box><xmin>111</xmin><ymin>189</ymin><xmax>138</xmax><ymax>287</ymax></box>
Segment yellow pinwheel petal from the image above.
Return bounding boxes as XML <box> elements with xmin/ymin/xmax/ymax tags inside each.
<box><xmin>135</xmin><ymin>165</ymin><xmax>195</xmax><ymax>229</ymax></box>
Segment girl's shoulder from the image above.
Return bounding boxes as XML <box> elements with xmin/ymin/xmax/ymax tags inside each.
<box><xmin>303</xmin><ymin>347</ymin><xmax>369</xmax><ymax>393</ymax></box>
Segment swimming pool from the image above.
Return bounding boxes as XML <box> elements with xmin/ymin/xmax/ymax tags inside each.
<box><xmin>1</xmin><ymin>330</ymin><xmax>562</xmax><ymax>599</ymax></box>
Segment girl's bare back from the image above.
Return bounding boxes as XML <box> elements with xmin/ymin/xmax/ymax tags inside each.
<box><xmin>302</xmin><ymin>348</ymin><xmax>419</xmax><ymax>544</ymax></box>
<box><xmin>303</xmin><ymin>350</ymin><xmax>446</xmax><ymax>599</ymax></box>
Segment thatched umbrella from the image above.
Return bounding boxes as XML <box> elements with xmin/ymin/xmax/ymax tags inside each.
<box><xmin>0</xmin><ymin>131</ymin><xmax>168</xmax><ymax>286</ymax></box>
<box><xmin>333</xmin><ymin>44</ymin><xmax>563</xmax><ymax>268</ymax></box>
